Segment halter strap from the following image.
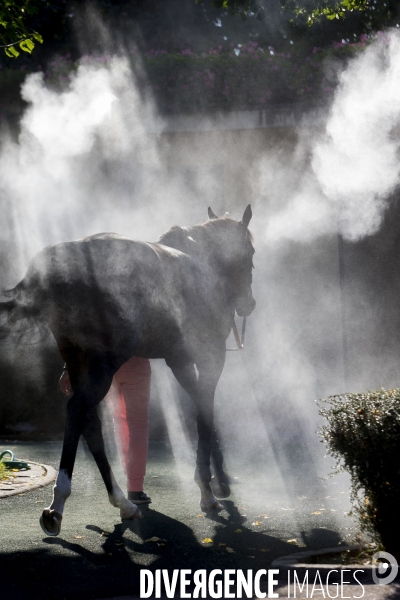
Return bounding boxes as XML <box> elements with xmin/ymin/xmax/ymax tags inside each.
<box><xmin>226</xmin><ymin>317</ymin><xmax>246</xmax><ymax>351</ymax></box>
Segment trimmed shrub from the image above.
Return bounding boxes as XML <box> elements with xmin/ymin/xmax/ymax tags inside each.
<box><xmin>319</xmin><ymin>389</ymin><xmax>400</xmax><ymax>554</ymax></box>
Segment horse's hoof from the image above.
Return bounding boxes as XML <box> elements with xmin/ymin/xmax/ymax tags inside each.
<box><xmin>210</xmin><ymin>479</ymin><xmax>231</xmax><ymax>499</ymax></box>
<box><xmin>40</xmin><ymin>509</ymin><xmax>62</xmax><ymax>537</ymax></box>
<box><xmin>120</xmin><ymin>503</ymin><xmax>142</xmax><ymax>520</ymax></box>
<box><xmin>200</xmin><ymin>499</ymin><xmax>224</xmax><ymax>513</ymax></box>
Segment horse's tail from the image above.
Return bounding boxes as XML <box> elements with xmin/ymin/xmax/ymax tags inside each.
<box><xmin>0</xmin><ymin>280</ymin><xmax>48</xmax><ymax>342</ymax></box>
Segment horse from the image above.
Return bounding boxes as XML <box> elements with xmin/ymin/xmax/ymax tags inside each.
<box><xmin>0</xmin><ymin>205</ymin><xmax>256</xmax><ymax>536</ymax></box>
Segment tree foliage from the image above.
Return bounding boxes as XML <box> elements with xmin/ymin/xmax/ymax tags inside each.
<box><xmin>214</xmin><ymin>0</ymin><xmax>399</xmax><ymax>29</ymax></box>
<box><xmin>0</xmin><ymin>1</ymin><xmax>44</xmax><ymax>57</ymax></box>
<box><xmin>279</xmin><ymin>0</ymin><xmax>398</xmax><ymax>28</ymax></box>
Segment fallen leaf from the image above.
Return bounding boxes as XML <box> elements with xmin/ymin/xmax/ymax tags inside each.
<box><xmin>114</xmin><ymin>542</ymin><xmax>124</xmax><ymax>546</ymax></box>
<box><xmin>287</xmin><ymin>539</ymin><xmax>298</xmax><ymax>544</ymax></box>
<box><xmin>252</xmin><ymin>521</ymin><xmax>262</xmax><ymax>526</ymax></box>
<box><xmin>101</xmin><ymin>532</ymin><xmax>110</xmax><ymax>537</ymax></box>
<box><xmin>312</xmin><ymin>511</ymin><xmax>321</xmax><ymax>515</ymax></box>
<box><xmin>202</xmin><ymin>538</ymin><xmax>213</xmax><ymax>544</ymax></box>
<box><xmin>226</xmin><ymin>547</ymin><xmax>235</xmax><ymax>553</ymax></box>
<box><xmin>234</xmin><ymin>528</ymin><xmax>242</xmax><ymax>533</ymax></box>
<box><xmin>145</xmin><ymin>537</ymin><xmax>166</xmax><ymax>543</ymax></box>
<box><xmin>196</xmin><ymin>514</ymin><xmax>204</xmax><ymax>518</ymax></box>
<box><xmin>73</xmin><ymin>535</ymin><xmax>84</xmax><ymax>539</ymax></box>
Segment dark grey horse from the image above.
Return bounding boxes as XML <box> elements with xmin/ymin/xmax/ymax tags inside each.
<box><xmin>0</xmin><ymin>206</ymin><xmax>255</xmax><ymax>536</ymax></box>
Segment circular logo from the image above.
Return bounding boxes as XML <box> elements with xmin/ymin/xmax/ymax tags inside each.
<box><xmin>372</xmin><ymin>551</ymin><xmax>398</xmax><ymax>585</ymax></box>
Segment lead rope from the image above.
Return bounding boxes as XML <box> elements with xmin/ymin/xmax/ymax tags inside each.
<box><xmin>226</xmin><ymin>316</ymin><xmax>246</xmax><ymax>351</ymax></box>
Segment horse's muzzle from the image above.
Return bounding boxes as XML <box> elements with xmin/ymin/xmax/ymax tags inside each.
<box><xmin>236</xmin><ymin>295</ymin><xmax>256</xmax><ymax>317</ymax></box>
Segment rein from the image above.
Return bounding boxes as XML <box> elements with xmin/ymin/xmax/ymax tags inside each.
<box><xmin>226</xmin><ymin>317</ymin><xmax>246</xmax><ymax>351</ymax></box>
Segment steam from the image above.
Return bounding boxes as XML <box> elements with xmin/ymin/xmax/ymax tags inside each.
<box><xmin>0</xmin><ymin>56</ymin><xmax>200</xmax><ymax>279</ymax></box>
<box><xmin>263</xmin><ymin>30</ymin><xmax>400</xmax><ymax>244</ymax></box>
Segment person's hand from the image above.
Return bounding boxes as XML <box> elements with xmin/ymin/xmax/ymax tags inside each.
<box><xmin>59</xmin><ymin>370</ymin><xmax>72</xmax><ymax>396</ymax></box>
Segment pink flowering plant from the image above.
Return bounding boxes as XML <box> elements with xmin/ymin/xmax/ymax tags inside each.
<box><xmin>141</xmin><ymin>36</ymin><xmax>372</xmax><ymax>113</ymax></box>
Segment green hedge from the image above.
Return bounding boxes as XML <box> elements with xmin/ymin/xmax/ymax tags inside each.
<box><xmin>319</xmin><ymin>389</ymin><xmax>400</xmax><ymax>553</ymax></box>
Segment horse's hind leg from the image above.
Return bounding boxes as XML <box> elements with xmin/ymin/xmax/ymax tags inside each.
<box><xmin>82</xmin><ymin>406</ymin><xmax>141</xmax><ymax>521</ymax></box>
<box><xmin>40</xmin><ymin>393</ymin><xmax>84</xmax><ymax>536</ymax></box>
<box><xmin>40</xmin><ymin>352</ymin><xmax>139</xmax><ymax>537</ymax></box>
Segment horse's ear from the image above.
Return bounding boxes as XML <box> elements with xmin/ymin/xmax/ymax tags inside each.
<box><xmin>208</xmin><ymin>207</ymin><xmax>218</xmax><ymax>220</ymax></box>
<box><xmin>241</xmin><ymin>204</ymin><xmax>252</xmax><ymax>228</ymax></box>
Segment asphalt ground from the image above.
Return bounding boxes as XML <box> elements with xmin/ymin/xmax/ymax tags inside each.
<box><xmin>1</xmin><ymin>440</ymin><xmax>398</xmax><ymax>599</ymax></box>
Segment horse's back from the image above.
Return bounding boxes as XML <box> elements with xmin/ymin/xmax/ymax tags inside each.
<box><xmin>21</xmin><ymin>234</ymin><xmax>196</xmax><ymax>355</ymax></box>
<box><xmin>29</xmin><ymin>234</ymin><xmax>184</xmax><ymax>289</ymax></box>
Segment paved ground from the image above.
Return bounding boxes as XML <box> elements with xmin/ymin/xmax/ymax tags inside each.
<box><xmin>1</xmin><ymin>440</ymin><xmax>399</xmax><ymax>599</ymax></box>
<box><xmin>0</xmin><ymin>460</ymin><xmax>57</xmax><ymax>497</ymax></box>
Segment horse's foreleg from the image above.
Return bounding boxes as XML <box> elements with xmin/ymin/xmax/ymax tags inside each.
<box><xmin>82</xmin><ymin>407</ymin><xmax>141</xmax><ymax>521</ymax></box>
<box><xmin>167</xmin><ymin>357</ymin><xmax>225</xmax><ymax>512</ymax></box>
<box><xmin>210</xmin><ymin>430</ymin><xmax>230</xmax><ymax>499</ymax></box>
<box><xmin>40</xmin><ymin>395</ymin><xmax>83</xmax><ymax>536</ymax></box>
<box><xmin>195</xmin><ymin>402</ymin><xmax>223</xmax><ymax>512</ymax></box>
<box><xmin>195</xmin><ymin>352</ymin><xmax>226</xmax><ymax>512</ymax></box>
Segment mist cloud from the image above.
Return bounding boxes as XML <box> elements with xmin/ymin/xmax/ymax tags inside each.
<box><xmin>263</xmin><ymin>30</ymin><xmax>400</xmax><ymax>245</ymax></box>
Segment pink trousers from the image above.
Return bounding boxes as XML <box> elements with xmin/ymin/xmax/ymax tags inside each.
<box><xmin>104</xmin><ymin>357</ymin><xmax>151</xmax><ymax>492</ymax></box>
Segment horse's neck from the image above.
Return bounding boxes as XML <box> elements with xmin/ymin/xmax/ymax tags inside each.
<box><xmin>158</xmin><ymin>226</ymin><xmax>190</xmax><ymax>252</ymax></box>
<box><xmin>159</xmin><ymin>225</ymin><xmax>220</xmax><ymax>268</ymax></box>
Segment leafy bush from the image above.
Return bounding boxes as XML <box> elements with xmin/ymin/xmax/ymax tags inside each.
<box><xmin>319</xmin><ymin>389</ymin><xmax>400</xmax><ymax>554</ymax></box>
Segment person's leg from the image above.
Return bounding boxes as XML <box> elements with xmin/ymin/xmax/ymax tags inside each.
<box><xmin>113</xmin><ymin>357</ymin><xmax>151</xmax><ymax>501</ymax></box>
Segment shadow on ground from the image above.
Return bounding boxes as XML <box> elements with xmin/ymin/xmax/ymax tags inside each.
<box><xmin>1</xmin><ymin>501</ymin><xmax>344</xmax><ymax>600</ymax></box>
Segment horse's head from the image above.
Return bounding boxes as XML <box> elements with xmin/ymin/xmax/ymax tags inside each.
<box><xmin>206</xmin><ymin>205</ymin><xmax>256</xmax><ymax>318</ymax></box>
